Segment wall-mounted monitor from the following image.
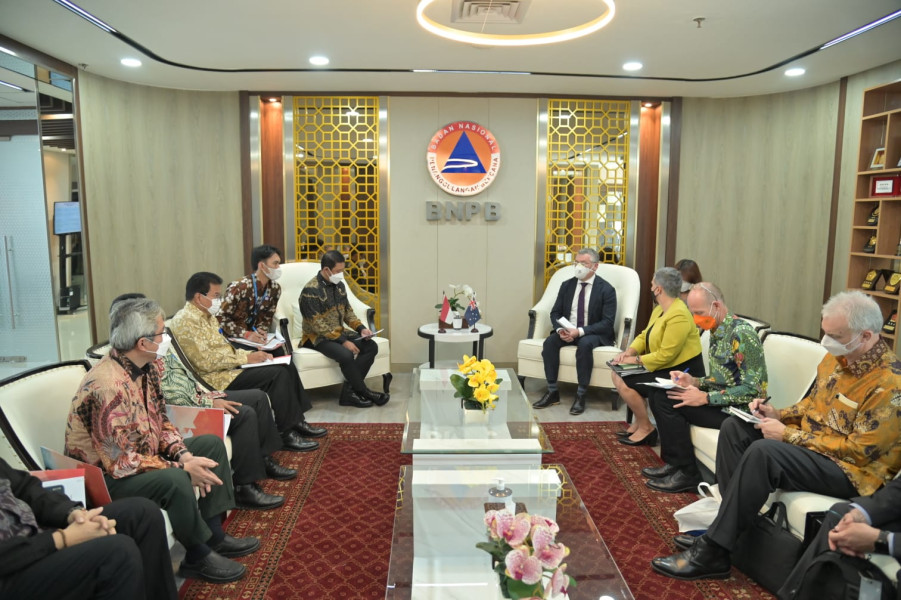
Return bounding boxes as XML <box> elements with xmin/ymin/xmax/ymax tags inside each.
<box><xmin>53</xmin><ymin>201</ymin><xmax>81</xmax><ymax>235</ymax></box>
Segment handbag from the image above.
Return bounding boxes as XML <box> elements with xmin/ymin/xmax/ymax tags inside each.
<box><xmin>673</xmin><ymin>482</ymin><xmax>721</xmax><ymax>532</ymax></box>
<box><xmin>732</xmin><ymin>502</ymin><xmax>803</xmax><ymax>593</ymax></box>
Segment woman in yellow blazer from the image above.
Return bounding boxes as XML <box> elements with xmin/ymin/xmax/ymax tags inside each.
<box><xmin>611</xmin><ymin>267</ymin><xmax>704</xmax><ymax>446</ymax></box>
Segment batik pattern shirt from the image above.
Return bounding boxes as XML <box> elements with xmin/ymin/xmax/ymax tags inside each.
<box><xmin>65</xmin><ymin>352</ymin><xmax>187</xmax><ymax>479</ymax></box>
<box><xmin>697</xmin><ymin>314</ymin><xmax>768</xmax><ymax>406</ymax></box>
<box><xmin>780</xmin><ymin>339</ymin><xmax>901</xmax><ymax>496</ymax></box>
<box><xmin>219</xmin><ymin>275</ymin><xmax>281</xmax><ymax>338</ymax></box>
<box><xmin>299</xmin><ymin>273</ymin><xmax>364</xmax><ymax>347</ymax></box>
<box><xmin>159</xmin><ymin>353</ymin><xmax>226</xmax><ymax>408</ymax></box>
<box><xmin>169</xmin><ymin>302</ymin><xmax>250</xmax><ymax>390</ymax></box>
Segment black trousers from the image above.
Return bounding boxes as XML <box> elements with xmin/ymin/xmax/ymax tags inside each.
<box><xmin>0</xmin><ymin>497</ymin><xmax>177</xmax><ymax>600</ymax></box>
<box><xmin>222</xmin><ymin>389</ymin><xmax>282</xmax><ymax>484</ymax></box>
<box><xmin>648</xmin><ymin>391</ymin><xmax>727</xmax><ymax>469</ymax></box>
<box><xmin>105</xmin><ymin>435</ymin><xmax>234</xmax><ymax>549</ymax></box>
<box><xmin>306</xmin><ymin>337</ymin><xmax>378</xmax><ymax>393</ymax></box>
<box><xmin>622</xmin><ymin>354</ymin><xmax>706</xmax><ymax>399</ymax></box>
<box><xmin>707</xmin><ymin>418</ymin><xmax>858</xmax><ymax>552</ymax></box>
<box><xmin>226</xmin><ymin>363</ymin><xmax>309</xmax><ymax>432</ymax></box>
<box><xmin>541</xmin><ymin>332</ymin><xmax>606</xmax><ymax>389</ymax></box>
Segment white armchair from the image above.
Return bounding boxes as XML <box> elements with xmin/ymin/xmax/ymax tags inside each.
<box><xmin>516</xmin><ymin>264</ymin><xmax>641</xmax><ymax>407</ymax></box>
<box><xmin>274</xmin><ymin>261</ymin><xmax>392</xmax><ymax>392</ymax></box>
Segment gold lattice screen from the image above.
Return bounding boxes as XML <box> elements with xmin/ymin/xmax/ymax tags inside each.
<box><xmin>544</xmin><ymin>99</ymin><xmax>631</xmax><ymax>285</ymax></box>
<box><xmin>293</xmin><ymin>96</ymin><xmax>381</xmax><ymax>325</ymax></box>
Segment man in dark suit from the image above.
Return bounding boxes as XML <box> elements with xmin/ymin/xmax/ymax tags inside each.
<box><xmin>777</xmin><ymin>477</ymin><xmax>901</xmax><ymax>599</ymax></box>
<box><xmin>532</xmin><ymin>248</ymin><xmax>617</xmax><ymax>415</ymax></box>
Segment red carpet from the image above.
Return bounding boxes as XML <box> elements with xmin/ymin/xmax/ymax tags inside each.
<box><xmin>179</xmin><ymin>422</ymin><xmax>774</xmax><ymax>599</ymax></box>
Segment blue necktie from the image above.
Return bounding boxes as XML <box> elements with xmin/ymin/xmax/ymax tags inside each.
<box><xmin>577</xmin><ymin>282</ymin><xmax>587</xmax><ymax>329</ymax></box>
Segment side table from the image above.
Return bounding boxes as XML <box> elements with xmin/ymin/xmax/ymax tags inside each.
<box><xmin>417</xmin><ymin>323</ymin><xmax>493</xmax><ymax>368</ymax></box>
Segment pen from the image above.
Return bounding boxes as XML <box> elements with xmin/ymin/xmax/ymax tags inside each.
<box><xmin>753</xmin><ymin>396</ymin><xmax>772</xmax><ymax>416</ymax></box>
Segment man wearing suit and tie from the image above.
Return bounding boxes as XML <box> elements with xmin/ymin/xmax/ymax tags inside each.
<box><xmin>532</xmin><ymin>248</ymin><xmax>618</xmax><ymax>416</ymax></box>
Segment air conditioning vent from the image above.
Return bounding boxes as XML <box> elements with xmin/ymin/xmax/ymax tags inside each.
<box><xmin>453</xmin><ymin>0</ymin><xmax>528</xmax><ymax>24</ymax></box>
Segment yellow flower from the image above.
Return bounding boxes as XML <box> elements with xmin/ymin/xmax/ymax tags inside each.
<box><xmin>473</xmin><ymin>386</ymin><xmax>491</xmax><ymax>402</ymax></box>
<box><xmin>478</xmin><ymin>359</ymin><xmax>494</xmax><ymax>373</ymax></box>
<box><xmin>487</xmin><ymin>382</ymin><xmax>500</xmax><ymax>393</ymax></box>
<box><xmin>458</xmin><ymin>355</ymin><xmax>478</xmax><ymax>372</ymax></box>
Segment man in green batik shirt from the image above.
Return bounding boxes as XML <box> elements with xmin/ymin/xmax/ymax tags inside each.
<box><xmin>642</xmin><ymin>282</ymin><xmax>768</xmax><ymax>493</ymax></box>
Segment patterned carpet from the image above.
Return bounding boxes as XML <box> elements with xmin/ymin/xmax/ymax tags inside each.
<box><xmin>179</xmin><ymin>422</ymin><xmax>774</xmax><ymax>600</ymax></box>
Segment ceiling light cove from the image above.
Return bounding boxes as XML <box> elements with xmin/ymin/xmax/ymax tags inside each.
<box><xmin>309</xmin><ymin>56</ymin><xmax>330</xmax><ymax>66</ymax></box>
<box><xmin>416</xmin><ymin>0</ymin><xmax>616</xmax><ymax>47</ymax></box>
<box><xmin>784</xmin><ymin>67</ymin><xmax>805</xmax><ymax>77</ymax></box>
<box><xmin>120</xmin><ymin>57</ymin><xmax>142</xmax><ymax>67</ymax></box>
<box><xmin>622</xmin><ymin>61</ymin><xmax>643</xmax><ymax>71</ymax></box>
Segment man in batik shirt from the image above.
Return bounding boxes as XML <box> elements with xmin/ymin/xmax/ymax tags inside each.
<box><xmin>652</xmin><ymin>291</ymin><xmax>901</xmax><ymax>581</ymax></box>
<box><xmin>642</xmin><ymin>282</ymin><xmax>768</xmax><ymax>493</ymax></box>
<box><xmin>65</xmin><ymin>297</ymin><xmax>258</xmax><ymax>584</ymax></box>
<box><xmin>218</xmin><ymin>244</ymin><xmax>283</xmax><ymax>346</ymax></box>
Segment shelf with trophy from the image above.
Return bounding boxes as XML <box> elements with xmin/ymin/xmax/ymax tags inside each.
<box><xmin>847</xmin><ymin>81</ymin><xmax>901</xmax><ymax>348</ymax></box>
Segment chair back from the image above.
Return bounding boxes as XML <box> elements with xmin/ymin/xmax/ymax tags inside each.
<box><xmin>761</xmin><ymin>331</ymin><xmax>826</xmax><ymax>409</ymax></box>
<box><xmin>274</xmin><ymin>261</ymin><xmax>376</xmax><ymax>341</ymax></box>
<box><xmin>0</xmin><ymin>360</ymin><xmax>90</xmax><ymax>469</ymax></box>
<box><xmin>735</xmin><ymin>314</ymin><xmax>772</xmax><ymax>339</ymax></box>
<box><xmin>165</xmin><ymin>327</ymin><xmax>215</xmax><ymax>391</ymax></box>
<box><xmin>85</xmin><ymin>341</ymin><xmax>111</xmax><ymax>365</ymax></box>
<box><xmin>528</xmin><ymin>264</ymin><xmax>640</xmax><ymax>349</ymax></box>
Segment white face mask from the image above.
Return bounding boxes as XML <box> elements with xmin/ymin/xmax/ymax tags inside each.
<box><xmin>147</xmin><ymin>333</ymin><xmax>172</xmax><ymax>358</ymax></box>
<box><xmin>264</xmin><ymin>265</ymin><xmax>282</xmax><ymax>281</ymax></box>
<box><xmin>821</xmin><ymin>333</ymin><xmax>862</xmax><ymax>356</ymax></box>
<box><xmin>328</xmin><ymin>270</ymin><xmax>345</xmax><ymax>285</ymax></box>
<box><xmin>207</xmin><ymin>297</ymin><xmax>222</xmax><ymax>317</ymax></box>
<box><xmin>573</xmin><ymin>264</ymin><xmax>593</xmax><ymax>280</ymax></box>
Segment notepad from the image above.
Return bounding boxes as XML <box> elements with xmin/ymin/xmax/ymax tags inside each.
<box><xmin>240</xmin><ymin>355</ymin><xmax>292</xmax><ymax>369</ymax></box>
<box><xmin>725</xmin><ymin>406</ymin><xmax>762</xmax><ymax>424</ymax></box>
<box><xmin>229</xmin><ymin>333</ymin><xmax>284</xmax><ymax>351</ymax></box>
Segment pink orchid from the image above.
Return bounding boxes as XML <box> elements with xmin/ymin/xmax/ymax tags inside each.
<box><xmin>531</xmin><ymin>524</ymin><xmax>569</xmax><ymax>569</ymax></box>
<box><xmin>485</xmin><ymin>511</ymin><xmax>531</xmax><ymax>546</ymax></box>
<box><xmin>545</xmin><ymin>563</ymin><xmax>569</xmax><ymax>597</ymax></box>
<box><xmin>505</xmin><ymin>546</ymin><xmax>543</xmax><ymax>585</ymax></box>
<box><xmin>530</xmin><ymin>514</ymin><xmax>560</xmax><ymax>535</ymax></box>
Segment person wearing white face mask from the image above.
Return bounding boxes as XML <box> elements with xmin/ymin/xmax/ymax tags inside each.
<box><xmin>300</xmin><ymin>250</ymin><xmax>388</xmax><ymax>408</ymax></box>
<box><xmin>218</xmin><ymin>245</ymin><xmax>285</xmax><ymax>348</ymax></box>
<box><xmin>652</xmin><ymin>290</ymin><xmax>901</xmax><ymax>582</ymax></box>
<box><xmin>532</xmin><ymin>248</ymin><xmax>618</xmax><ymax>416</ymax></box>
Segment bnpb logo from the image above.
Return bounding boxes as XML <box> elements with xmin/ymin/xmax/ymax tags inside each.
<box><xmin>426</xmin><ymin>121</ymin><xmax>501</xmax><ymax>196</ymax></box>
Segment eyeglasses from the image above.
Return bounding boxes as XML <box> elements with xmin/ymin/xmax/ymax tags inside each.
<box><xmin>142</xmin><ymin>331</ymin><xmax>164</xmax><ymax>341</ymax></box>
<box><xmin>574</xmin><ymin>260</ymin><xmax>596</xmax><ymax>268</ymax></box>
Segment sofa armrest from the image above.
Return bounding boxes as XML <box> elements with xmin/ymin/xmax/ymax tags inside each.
<box><xmin>279</xmin><ymin>317</ymin><xmax>295</xmax><ymax>354</ymax></box>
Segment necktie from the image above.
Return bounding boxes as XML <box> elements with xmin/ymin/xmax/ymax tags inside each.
<box><xmin>577</xmin><ymin>282</ymin><xmax>587</xmax><ymax>329</ymax></box>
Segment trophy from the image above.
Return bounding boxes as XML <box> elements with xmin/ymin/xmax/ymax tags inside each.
<box><xmin>863</xmin><ymin>235</ymin><xmax>877</xmax><ymax>254</ymax></box>
<box><xmin>883</xmin><ymin>271</ymin><xmax>901</xmax><ymax>295</ymax></box>
<box><xmin>861</xmin><ymin>269</ymin><xmax>882</xmax><ymax>290</ymax></box>
<box><xmin>867</xmin><ymin>205</ymin><xmax>880</xmax><ymax>226</ymax></box>
<box><xmin>883</xmin><ymin>311</ymin><xmax>897</xmax><ymax>335</ymax></box>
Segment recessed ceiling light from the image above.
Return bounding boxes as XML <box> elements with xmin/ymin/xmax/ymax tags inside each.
<box><xmin>623</xmin><ymin>62</ymin><xmax>643</xmax><ymax>72</ymax></box>
<box><xmin>785</xmin><ymin>67</ymin><xmax>805</xmax><ymax>77</ymax></box>
<box><xmin>0</xmin><ymin>46</ymin><xmax>17</xmax><ymax>56</ymax></box>
<box><xmin>0</xmin><ymin>80</ymin><xmax>25</xmax><ymax>91</ymax></box>
<box><xmin>120</xmin><ymin>58</ymin><xmax>142</xmax><ymax>67</ymax></box>
<box><xmin>309</xmin><ymin>55</ymin><xmax>329</xmax><ymax>66</ymax></box>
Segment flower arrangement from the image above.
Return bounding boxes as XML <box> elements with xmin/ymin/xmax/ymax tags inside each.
<box><xmin>434</xmin><ymin>283</ymin><xmax>475</xmax><ymax>315</ymax></box>
<box><xmin>450</xmin><ymin>355</ymin><xmax>502</xmax><ymax>412</ymax></box>
<box><xmin>477</xmin><ymin>510</ymin><xmax>575</xmax><ymax>599</ymax></box>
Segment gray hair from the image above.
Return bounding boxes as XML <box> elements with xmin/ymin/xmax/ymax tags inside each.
<box><xmin>692</xmin><ymin>282</ymin><xmax>726</xmax><ymax>304</ymax></box>
<box><xmin>653</xmin><ymin>267</ymin><xmax>684</xmax><ymax>299</ymax></box>
<box><xmin>109</xmin><ymin>298</ymin><xmax>165</xmax><ymax>351</ymax></box>
<box><xmin>575</xmin><ymin>248</ymin><xmax>599</xmax><ymax>264</ymax></box>
<box><xmin>821</xmin><ymin>291</ymin><xmax>883</xmax><ymax>334</ymax></box>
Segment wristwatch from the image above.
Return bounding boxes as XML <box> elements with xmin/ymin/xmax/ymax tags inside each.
<box><xmin>875</xmin><ymin>530</ymin><xmax>890</xmax><ymax>554</ymax></box>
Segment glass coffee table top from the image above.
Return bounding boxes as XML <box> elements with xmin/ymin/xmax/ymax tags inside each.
<box><xmin>385</xmin><ymin>464</ymin><xmax>633</xmax><ymax>599</ymax></box>
<box><xmin>401</xmin><ymin>368</ymin><xmax>552</xmax><ymax>455</ymax></box>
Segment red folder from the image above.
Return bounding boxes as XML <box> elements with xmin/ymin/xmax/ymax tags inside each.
<box><xmin>40</xmin><ymin>447</ymin><xmax>112</xmax><ymax>507</ymax></box>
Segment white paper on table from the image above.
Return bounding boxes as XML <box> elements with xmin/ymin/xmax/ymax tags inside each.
<box><xmin>240</xmin><ymin>355</ymin><xmax>292</xmax><ymax>369</ymax></box>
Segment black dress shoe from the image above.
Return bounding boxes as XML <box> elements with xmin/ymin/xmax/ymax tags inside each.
<box><xmin>673</xmin><ymin>533</ymin><xmax>699</xmax><ymax>551</ymax></box>
<box><xmin>264</xmin><ymin>456</ymin><xmax>297</xmax><ymax>481</ymax></box>
<box><xmin>651</xmin><ymin>535</ymin><xmax>731</xmax><ymax>580</ymax></box>
<box><xmin>234</xmin><ymin>483</ymin><xmax>285</xmax><ymax>510</ymax></box>
<box><xmin>646</xmin><ymin>468</ymin><xmax>702</xmax><ymax>493</ymax></box>
<box><xmin>211</xmin><ymin>533</ymin><xmax>261</xmax><ymax>558</ymax></box>
<box><xmin>532</xmin><ymin>390</ymin><xmax>559</xmax><ymax>409</ymax></box>
<box><xmin>641</xmin><ymin>463</ymin><xmax>679</xmax><ymax>479</ymax></box>
<box><xmin>295</xmin><ymin>421</ymin><xmax>328</xmax><ymax>438</ymax></box>
<box><xmin>281</xmin><ymin>430</ymin><xmax>320</xmax><ymax>452</ymax></box>
<box><xmin>569</xmin><ymin>393</ymin><xmax>586</xmax><ymax>415</ymax></box>
<box><xmin>618</xmin><ymin>429</ymin><xmax>658</xmax><ymax>446</ymax></box>
<box><xmin>362</xmin><ymin>388</ymin><xmax>390</xmax><ymax>406</ymax></box>
<box><xmin>178</xmin><ymin>550</ymin><xmax>246</xmax><ymax>582</ymax></box>
<box><xmin>615</xmin><ymin>429</ymin><xmax>635</xmax><ymax>438</ymax></box>
<box><xmin>339</xmin><ymin>389</ymin><xmax>373</xmax><ymax>408</ymax></box>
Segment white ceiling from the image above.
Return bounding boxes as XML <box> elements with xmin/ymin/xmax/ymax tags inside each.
<box><xmin>1</xmin><ymin>0</ymin><xmax>900</xmax><ymax>98</ymax></box>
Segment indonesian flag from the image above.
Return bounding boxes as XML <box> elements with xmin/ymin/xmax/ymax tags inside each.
<box><xmin>439</xmin><ymin>293</ymin><xmax>453</xmax><ymax>323</ymax></box>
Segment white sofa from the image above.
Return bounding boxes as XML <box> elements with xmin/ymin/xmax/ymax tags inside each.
<box><xmin>516</xmin><ymin>264</ymin><xmax>641</xmax><ymax>406</ymax></box>
<box><xmin>274</xmin><ymin>261</ymin><xmax>392</xmax><ymax>393</ymax></box>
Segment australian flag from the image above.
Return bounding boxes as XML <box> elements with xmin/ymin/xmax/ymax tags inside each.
<box><xmin>464</xmin><ymin>297</ymin><xmax>481</xmax><ymax>327</ymax></box>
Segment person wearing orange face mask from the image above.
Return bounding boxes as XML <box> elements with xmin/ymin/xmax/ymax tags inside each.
<box><xmin>643</xmin><ymin>282</ymin><xmax>768</xmax><ymax>493</ymax></box>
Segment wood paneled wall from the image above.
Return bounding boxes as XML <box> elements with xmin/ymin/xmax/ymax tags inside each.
<box><xmin>676</xmin><ymin>84</ymin><xmax>840</xmax><ymax>337</ymax></box>
<box><xmin>78</xmin><ymin>73</ymin><xmax>244</xmax><ymax>339</ymax></box>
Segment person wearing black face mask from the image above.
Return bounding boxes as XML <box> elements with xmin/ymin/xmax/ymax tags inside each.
<box><xmin>299</xmin><ymin>249</ymin><xmax>387</xmax><ymax>408</ymax></box>
<box><xmin>643</xmin><ymin>282</ymin><xmax>767</xmax><ymax>494</ymax></box>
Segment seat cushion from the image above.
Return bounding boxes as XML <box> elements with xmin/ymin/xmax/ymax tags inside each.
<box><xmin>689</xmin><ymin>425</ymin><xmax>719</xmax><ymax>474</ymax></box>
<box><xmin>518</xmin><ymin>339</ymin><xmax>622</xmax><ymax>388</ymax></box>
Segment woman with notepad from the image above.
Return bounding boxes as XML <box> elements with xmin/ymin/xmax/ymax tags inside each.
<box><xmin>610</xmin><ymin>267</ymin><xmax>705</xmax><ymax>446</ymax></box>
